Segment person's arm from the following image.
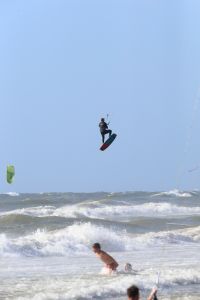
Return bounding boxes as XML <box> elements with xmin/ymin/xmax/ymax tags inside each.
<box><xmin>147</xmin><ymin>288</ymin><xmax>157</xmax><ymax>300</ymax></box>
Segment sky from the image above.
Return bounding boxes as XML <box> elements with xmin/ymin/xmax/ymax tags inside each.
<box><xmin>0</xmin><ymin>0</ymin><xmax>200</xmax><ymax>193</ymax></box>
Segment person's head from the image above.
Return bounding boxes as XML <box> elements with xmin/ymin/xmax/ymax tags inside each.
<box><xmin>124</xmin><ymin>263</ymin><xmax>132</xmax><ymax>272</ymax></box>
<box><xmin>127</xmin><ymin>285</ymin><xmax>140</xmax><ymax>300</ymax></box>
<box><xmin>101</xmin><ymin>118</ymin><xmax>105</xmax><ymax>122</ymax></box>
<box><xmin>92</xmin><ymin>242</ymin><xmax>101</xmax><ymax>253</ymax></box>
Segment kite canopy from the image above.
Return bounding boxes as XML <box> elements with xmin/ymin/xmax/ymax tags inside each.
<box><xmin>7</xmin><ymin>165</ymin><xmax>15</xmax><ymax>184</ymax></box>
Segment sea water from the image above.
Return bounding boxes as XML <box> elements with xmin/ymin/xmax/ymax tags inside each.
<box><xmin>0</xmin><ymin>190</ymin><xmax>200</xmax><ymax>299</ymax></box>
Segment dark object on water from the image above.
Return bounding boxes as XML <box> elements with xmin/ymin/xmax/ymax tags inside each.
<box><xmin>124</xmin><ymin>263</ymin><xmax>132</xmax><ymax>272</ymax></box>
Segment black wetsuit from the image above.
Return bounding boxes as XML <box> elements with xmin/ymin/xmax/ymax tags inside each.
<box><xmin>99</xmin><ymin>121</ymin><xmax>112</xmax><ymax>143</ymax></box>
<box><xmin>153</xmin><ymin>293</ymin><xmax>158</xmax><ymax>300</ymax></box>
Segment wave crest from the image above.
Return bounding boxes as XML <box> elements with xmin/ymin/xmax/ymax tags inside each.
<box><xmin>0</xmin><ymin>223</ymin><xmax>200</xmax><ymax>258</ymax></box>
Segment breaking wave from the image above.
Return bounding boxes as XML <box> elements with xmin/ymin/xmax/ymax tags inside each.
<box><xmin>0</xmin><ymin>223</ymin><xmax>200</xmax><ymax>257</ymax></box>
<box><xmin>152</xmin><ymin>189</ymin><xmax>193</xmax><ymax>198</ymax></box>
<box><xmin>2</xmin><ymin>202</ymin><xmax>200</xmax><ymax>220</ymax></box>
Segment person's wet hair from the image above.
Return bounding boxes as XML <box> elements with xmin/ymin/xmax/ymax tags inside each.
<box><xmin>93</xmin><ymin>243</ymin><xmax>101</xmax><ymax>249</ymax></box>
<box><xmin>127</xmin><ymin>285</ymin><xmax>139</xmax><ymax>298</ymax></box>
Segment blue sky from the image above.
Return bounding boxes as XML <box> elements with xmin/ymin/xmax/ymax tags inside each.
<box><xmin>0</xmin><ymin>0</ymin><xmax>200</xmax><ymax>192</ymax></box>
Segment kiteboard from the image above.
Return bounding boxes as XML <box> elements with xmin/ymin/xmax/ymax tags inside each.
<box><xmin>100</xmin><ymin>133</ymin><xmax>117</xmax><ymax>151</ymax></box>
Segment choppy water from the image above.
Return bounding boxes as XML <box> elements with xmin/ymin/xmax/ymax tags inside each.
<box><xmin>0</xmin><ymin>190</ymin><xmax>200</xmax><ymax>299</ymax></box>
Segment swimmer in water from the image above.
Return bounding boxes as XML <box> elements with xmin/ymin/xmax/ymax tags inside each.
<box><xmin>92</xmin><ymin>242</ymin><xmax>118</xmax><ymax>274</ymax></box>
<box><xmin>127</xmin><ymin>285</ymin><xmax>158</xmax><ymax>300</ymax></box>
<box><xmin>124</xmin><ymin>263</ymin><xmax>133</xmax><ymax>272</ymax></box>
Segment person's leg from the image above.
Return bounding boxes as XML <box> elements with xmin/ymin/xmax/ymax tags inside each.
<box><xmin>107</xmin><ymin>262</ymin><xmax>118</xmax><ymax>274</ymax></box>
<box><xmin>101</xmin><ymin>133</ymin><xmax>105</xmax><ymax>143</ymax></box>
<box><xmin>104</xmin><ymin>129</ymin><xmax>112</xmax><ymax>138</ymax></box>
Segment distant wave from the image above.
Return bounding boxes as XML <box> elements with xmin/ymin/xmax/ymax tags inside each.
<box><xmin>0</xmin><ymin>214</ymin><xmax>37</xmax><ymax>225</ymax></box>
<box><xmin>152</xmin><ymin>189</ymin><xmax>192</xmax><ymax>198</ymax></box>
<box><xmin>53</xmin><ymin>202</ymin><xmax>200</xmax><ymax>219</ymax></box>
<box><xmin>0</xmin><ymin>206</ymin><xmax>56</xmax><ymax>218</ymax></box>
<box><xmin>2</xmin><ymin>201</ymin><xmax>200</xmax><ymax>221</ymax></box>
<box><xmin>0</xmin><ymin>192</ymin><xmax>20</xmax><ymax>197</ymax></box>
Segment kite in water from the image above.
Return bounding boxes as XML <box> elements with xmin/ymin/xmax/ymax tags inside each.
<box><xmin>7</xmin><ymin>165</ymin><xmax>15</xmax><ymax>184</ymax></box>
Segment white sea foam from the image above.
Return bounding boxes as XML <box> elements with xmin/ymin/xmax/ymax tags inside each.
<box><xmin>0</xmin><ymin>223</ymin><xmax>200</xmax><ymax>258</ymax></box>
<box><xmin>152</xmin><ymin>189</ymin><xmax>192</xmax><ymax>198</ymax></box>
<box><xmin>0</xmin><ymin>206</ymin><xmax>56</xmax><ymax>217</ymax></box>
<box><xmin>2</xmin><ymin>201</ymin><xmax>200</xmax><ymax>220</ymax></box>
<box><xmin>0</xmin><ymin>223</ymin><xmax>127</xmax><ymax>257</ymax></box>
<box><xmin>54</xmin><ymin>202</ymin><xmax>200</xmax><ymax>219</ymax></box>
<box><xmin>4</xmin><ymin>264</ymin><xmax>200</xmax><ymax>300</ymax></box>
<box><xmin>134</xmin><ymin>226</ymin><xmax>200</xmax><ymax>245</ymax></box>
<box><xmin>1</xmin><ymin>192</ymin><xmax>20</xmax><ymax>196</ymax></box>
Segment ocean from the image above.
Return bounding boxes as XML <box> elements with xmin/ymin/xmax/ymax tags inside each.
<box><xmin>0</xmin><ymin>190</ymin><xmax>200</xmax><ymax>300</ymax></box>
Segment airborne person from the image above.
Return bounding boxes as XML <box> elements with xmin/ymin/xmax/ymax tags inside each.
<box><xmin>99</xmin><ymin>117</ymin><xmax>112</xmax><ymax>143</ymax></box>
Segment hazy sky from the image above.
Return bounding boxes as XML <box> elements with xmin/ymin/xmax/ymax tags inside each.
<box><xmin>1</xmin><ymin>0</ymin><xmax>200</xmax><ymax>192</ymax></box>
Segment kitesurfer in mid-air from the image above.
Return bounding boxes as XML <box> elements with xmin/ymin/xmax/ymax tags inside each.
<box><xmin>99</xmin><ymin>117</ymin><xmax>112</xmax><ymax>143</ymax></box>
